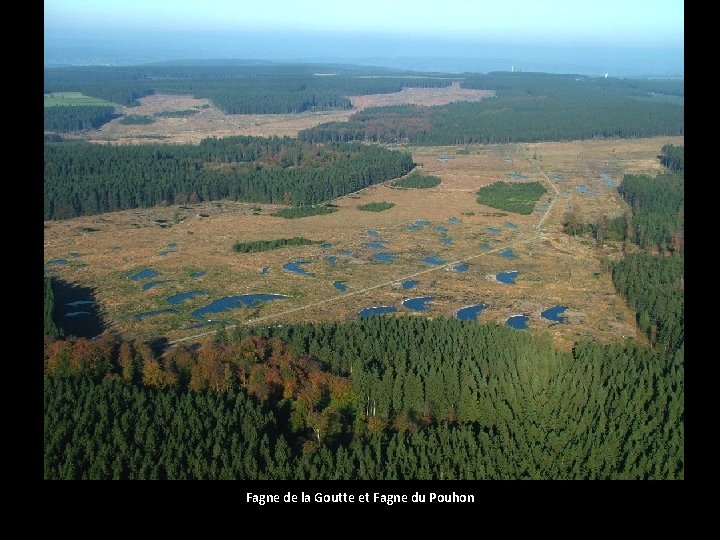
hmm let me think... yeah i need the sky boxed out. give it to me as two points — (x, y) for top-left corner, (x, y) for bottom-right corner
(44, 0), (684, 75)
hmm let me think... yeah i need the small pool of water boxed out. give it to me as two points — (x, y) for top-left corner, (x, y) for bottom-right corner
(456, 304), (487, 321)
(374, 252), (396, 263)
(283, 261), (315, 277)
(500, 248), (516, 259)
(542, 305), (568, 323)
(47, 258), (69, 266)
(505, 222), (518, 229)
(486, 227), (499, 234)
(436, 225), (448, 234)
(338, 249), (353, 256)
(480, 242), (492, 250)
(402, 280), (418, 289)
(143, 280), (172, 291)
(447, 217), (462, 224)
(69, 252), (82, 258)
(167, 290), (210, 305)
(334, 281), (348, 292)
(422, 255), (445, 265)
(402, 296), (434, 312)
(192, 294), (288, 319)
(167, 242), (177, 250)
(190, 271), (206, 279)
(366, 241), (388, 249)
(506, 315), (528, 330)
(408, 220), (430, 232)
(65, 311), (93, 318)
(66, 300), (96, 307)
(130, 268), (159, 281)
(440, 237), (453, 245)
(358, 305), (397, 318)
(135, 309), (178, 321)
(260, 266), (269, 275)
(325, 256), (338, 264)
(321, 243), (333, 250)
(605, 181), (619, 187)
(508, 173), (528, 180)
(453, 263), (469, 272)
(367, 229), (379, 237)
(497, 271), (518, 284)
(598, 173), (613, 180)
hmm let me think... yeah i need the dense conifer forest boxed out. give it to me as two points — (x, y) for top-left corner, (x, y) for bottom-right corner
(44, 137), (414, 219)
(44, 105), (118, 132)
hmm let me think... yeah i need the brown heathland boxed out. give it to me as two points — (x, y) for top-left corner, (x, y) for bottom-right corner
(44, 136), (682, 348)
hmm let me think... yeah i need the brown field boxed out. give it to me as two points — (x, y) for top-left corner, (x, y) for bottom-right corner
(86, 82), (494, 144)
(44, 135), (682, 348)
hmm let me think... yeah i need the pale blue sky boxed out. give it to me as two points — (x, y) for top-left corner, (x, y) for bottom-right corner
(46, 0), (683, 48)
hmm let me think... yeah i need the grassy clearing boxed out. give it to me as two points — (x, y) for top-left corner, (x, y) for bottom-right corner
(357, 201), (395, 212)
(233, 237), (318, 253)
(477, 181), (547, 215)
(393, 172), (442, 189)
(44, 92), (114, 107)
(273, 206), (338, 219)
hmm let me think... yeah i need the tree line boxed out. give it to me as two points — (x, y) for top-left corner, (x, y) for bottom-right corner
(44, 137), (414, 219)
(44, 313), (683, 479)
(44, 106), (118, 132)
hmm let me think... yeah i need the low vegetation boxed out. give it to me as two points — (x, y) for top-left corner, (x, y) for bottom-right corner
(272, 206), (338, 219)
(393, 172), (441, 189)
(155, 109), (199, 118)
(476, 181), (547, 214)
(356, 201), (395, 212)
(233, 237), (318, 253)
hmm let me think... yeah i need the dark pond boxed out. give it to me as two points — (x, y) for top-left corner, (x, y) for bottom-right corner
(321, 243), (333, 250)
(325, 256), (338, 264)
(283, 261), (314, 277)
(448, 217), (462, 224)
(167, 290), (210, 305)
(440, 237), (453, 245)
(505, 222), (517, 229)
(486, 227), (499, 234)
(506, 315), (528, 329)
(167, 243), (178, 250)
(542, 305), (568, 323)
(480, 242), (492, 250)
(334, 281), (348, 292)
(190, 271), (206, 279)
(69, 252), (82, 258)
(497, 271), (518, 284)
(402, 296), (434, 312)
(358, 305), (397, 318)
(192, 294), (289, 319)
(47, 258), (69, 266)
(261, 266), (269, 275)
(401, 280), (418, 289)
(131, 268), (159, 281)
(338, 249), (353, 256)
(436, 225), (448, 234)
(500, 248), (516, 259)
(456, 304), (487, 321)
(453, 263), (469, 272)
(136, 309), (178, 321)
(374, 252), (396, 263)
(367, 229), (379, 237)
(422, 255), (445, 265)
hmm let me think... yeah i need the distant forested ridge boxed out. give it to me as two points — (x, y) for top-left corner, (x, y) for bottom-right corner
(44, 64), (453, 113)
(44, 106), (118, 132)
(300, 72), (684, 144)
(44, 137), (414, 219)
(44, 315), (683, 479)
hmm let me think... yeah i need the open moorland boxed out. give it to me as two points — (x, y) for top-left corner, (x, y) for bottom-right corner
(44, 135), (682, 349)
(82, 82), (493, 144)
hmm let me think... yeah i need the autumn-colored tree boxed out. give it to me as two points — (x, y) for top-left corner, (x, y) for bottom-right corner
(142, 358), (167, 389)
(118, 342), (136, 382)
